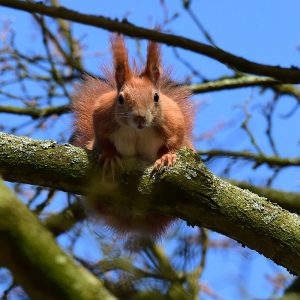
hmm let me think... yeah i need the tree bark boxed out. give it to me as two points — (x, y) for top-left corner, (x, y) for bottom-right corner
(1, 132), (300, 275)
(230, 180), (300, 215)
(0, 179), (117, 300)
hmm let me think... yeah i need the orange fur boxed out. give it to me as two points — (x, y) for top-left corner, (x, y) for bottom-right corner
(72, 35), (195, 236)
(111, 35), (132, 90)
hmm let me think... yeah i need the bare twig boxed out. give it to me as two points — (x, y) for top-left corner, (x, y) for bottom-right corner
(198, 149), (300, 168)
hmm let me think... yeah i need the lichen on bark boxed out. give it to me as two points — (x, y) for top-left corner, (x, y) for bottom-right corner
(1, 133), (300, 275)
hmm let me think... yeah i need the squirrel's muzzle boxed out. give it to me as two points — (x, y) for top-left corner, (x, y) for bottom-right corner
(133, 115), (146, 129)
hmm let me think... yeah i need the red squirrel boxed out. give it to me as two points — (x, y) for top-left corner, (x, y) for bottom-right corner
(72, 35), (194, 236)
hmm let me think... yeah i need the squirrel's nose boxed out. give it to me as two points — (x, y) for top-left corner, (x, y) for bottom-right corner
(133, 115), (146, 129)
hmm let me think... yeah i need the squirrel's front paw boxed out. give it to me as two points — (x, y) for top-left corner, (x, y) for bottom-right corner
(154, 153), (176, 170)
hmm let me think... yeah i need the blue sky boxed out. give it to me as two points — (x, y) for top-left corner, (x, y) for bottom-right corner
(1, 1), (300, 299)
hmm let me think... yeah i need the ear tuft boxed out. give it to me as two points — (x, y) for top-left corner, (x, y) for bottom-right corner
(142, 41), (161, 86)
(111, 34), (132, 90)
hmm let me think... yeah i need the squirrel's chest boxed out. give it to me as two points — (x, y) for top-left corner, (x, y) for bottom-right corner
(109, 126), (164, 162)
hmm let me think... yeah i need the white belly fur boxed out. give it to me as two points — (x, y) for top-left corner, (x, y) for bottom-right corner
(109, 126), (164, 162)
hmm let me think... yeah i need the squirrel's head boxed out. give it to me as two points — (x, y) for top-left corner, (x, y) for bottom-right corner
(111, 35), (162, 130)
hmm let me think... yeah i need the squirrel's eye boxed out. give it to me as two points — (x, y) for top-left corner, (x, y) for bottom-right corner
(153, 93), (159, 102)
(118, 94), (124, 105)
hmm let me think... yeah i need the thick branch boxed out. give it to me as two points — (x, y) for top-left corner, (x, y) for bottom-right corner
(0, 132), (92, 193)
(230, 180), (300, 215)
(0, 180), (116, 300)
(1, 0), (300, 83)
(1, 132), (300, 275)
(42, 182), (300, 239)
(199, 150), (300, 167)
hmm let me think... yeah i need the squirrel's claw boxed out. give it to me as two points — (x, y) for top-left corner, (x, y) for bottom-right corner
(154, 153), (176, 170)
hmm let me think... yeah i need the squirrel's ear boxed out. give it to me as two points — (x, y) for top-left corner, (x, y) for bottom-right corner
(143, 41), (161, 86)
(111, 34), (132, 90)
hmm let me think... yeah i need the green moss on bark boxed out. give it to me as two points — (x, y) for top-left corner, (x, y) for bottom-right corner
(1, 133), (300, 275)
(0, 180), (116, 300)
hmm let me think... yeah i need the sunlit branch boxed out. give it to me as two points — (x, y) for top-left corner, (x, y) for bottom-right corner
(190, 75), (300, 102)
(0, 105), (70, 118)
(199, 149), (300, 168)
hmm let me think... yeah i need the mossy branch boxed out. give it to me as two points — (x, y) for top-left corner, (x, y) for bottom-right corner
(1, 0), (300, 83)
(43, 181), (300, 238)
(1, 132), (300, 275)
(0, 179), (117, 300)
(230, 180), (300, 215)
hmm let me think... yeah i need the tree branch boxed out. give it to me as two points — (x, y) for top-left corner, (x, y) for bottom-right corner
(44, 200), (86, 236)
(0, 179), (117, 300)
(190, 75), (279, 93)
(2, 76), (299, 119)
(0, 105), (70, 118)
(199, 150), (300, 167)
(1, 0), (300, 83)
(190, 75), (300, 103)
(1, 132), (300, 275)
(0, 132), (91, 193)
(41, 181), (300, 240)
(230, 180), (300, 215)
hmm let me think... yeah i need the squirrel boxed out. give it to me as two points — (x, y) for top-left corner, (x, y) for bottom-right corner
(72, 34), (195, 237)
